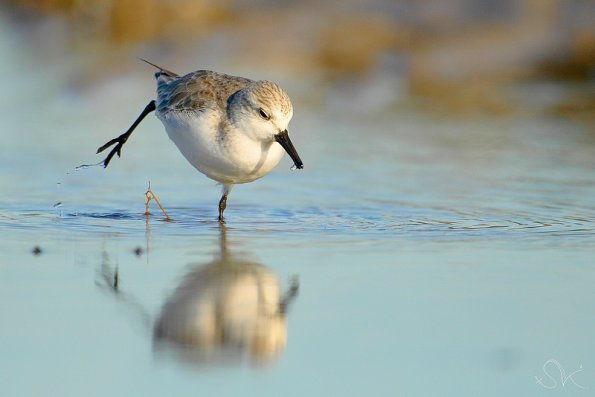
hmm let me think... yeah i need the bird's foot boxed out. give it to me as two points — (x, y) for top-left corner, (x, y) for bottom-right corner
(218, 193), (228, 224)
(96, 100), (156, 168)
(96, 133), (129, 168)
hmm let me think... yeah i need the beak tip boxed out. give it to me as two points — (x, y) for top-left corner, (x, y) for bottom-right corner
(275, 130), (304, 171)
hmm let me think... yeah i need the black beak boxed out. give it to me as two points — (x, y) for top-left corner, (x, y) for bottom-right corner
(275, 130), (303, 169)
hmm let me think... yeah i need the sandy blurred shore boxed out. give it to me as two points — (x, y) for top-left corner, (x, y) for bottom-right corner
(3, 0), (594, 119)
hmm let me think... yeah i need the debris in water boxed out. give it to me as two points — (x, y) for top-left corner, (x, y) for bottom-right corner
(133, 246), (144, 257)
(32, 246), (43, 256)
(75, 162), (103, 171)
(145, 181), (171, 221)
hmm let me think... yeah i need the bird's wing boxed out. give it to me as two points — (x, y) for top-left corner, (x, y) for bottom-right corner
(156, 70), (253, 114)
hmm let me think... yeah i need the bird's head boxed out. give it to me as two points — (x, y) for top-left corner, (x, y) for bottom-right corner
(228, 81), (303, 169)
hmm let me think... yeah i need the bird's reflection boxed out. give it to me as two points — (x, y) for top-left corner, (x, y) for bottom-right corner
(153, 226), (299, 366)
(98, 225), (299, 368)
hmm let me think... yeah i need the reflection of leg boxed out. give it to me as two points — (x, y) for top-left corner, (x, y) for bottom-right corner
(218, 184), (233, 223)
(97, 252), (120, 293)
(96, 251), (152, 329)
(97, 100), (156, 167)
(279, 276), (300, 314)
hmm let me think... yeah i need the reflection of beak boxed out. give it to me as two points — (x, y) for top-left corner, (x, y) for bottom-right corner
(274, 130), (303, 169)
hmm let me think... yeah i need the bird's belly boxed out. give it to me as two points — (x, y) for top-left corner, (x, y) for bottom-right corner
(157, 112), (284, 184)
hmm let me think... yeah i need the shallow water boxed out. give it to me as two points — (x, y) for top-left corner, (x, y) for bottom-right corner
(2, 24), (595, 397)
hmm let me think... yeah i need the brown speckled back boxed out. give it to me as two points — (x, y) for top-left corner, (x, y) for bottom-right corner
(156, 71), (252, 114)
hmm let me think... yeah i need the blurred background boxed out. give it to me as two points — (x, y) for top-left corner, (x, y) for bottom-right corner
(2, 0), (594, 118)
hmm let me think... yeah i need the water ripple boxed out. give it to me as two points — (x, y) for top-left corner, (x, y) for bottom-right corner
(1, 201), (593, 247)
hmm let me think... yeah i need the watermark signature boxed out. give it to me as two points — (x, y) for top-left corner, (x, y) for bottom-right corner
(535, 359), (588, 390)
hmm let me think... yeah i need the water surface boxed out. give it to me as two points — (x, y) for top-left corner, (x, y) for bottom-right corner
(1, 20), (595, 397)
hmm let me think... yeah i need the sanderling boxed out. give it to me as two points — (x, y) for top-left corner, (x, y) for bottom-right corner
(97, 60), (303, 222)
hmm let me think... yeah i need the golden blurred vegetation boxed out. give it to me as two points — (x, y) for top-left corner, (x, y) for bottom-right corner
(4, 0), (594, 118)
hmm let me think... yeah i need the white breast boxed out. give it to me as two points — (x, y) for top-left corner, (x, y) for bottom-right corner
(157, 110), (284, 184)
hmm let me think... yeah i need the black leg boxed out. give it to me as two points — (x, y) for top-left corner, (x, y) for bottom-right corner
(97, 100), (156, 168)
(218, 193), (228, 223)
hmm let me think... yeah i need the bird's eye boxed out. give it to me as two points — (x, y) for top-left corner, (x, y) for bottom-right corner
(258, 108), (270, 120)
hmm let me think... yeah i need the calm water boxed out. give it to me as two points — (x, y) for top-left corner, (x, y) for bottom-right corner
(1, 23), (595, 397)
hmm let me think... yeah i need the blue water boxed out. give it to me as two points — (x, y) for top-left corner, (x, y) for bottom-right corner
(1, 16), (595, 397)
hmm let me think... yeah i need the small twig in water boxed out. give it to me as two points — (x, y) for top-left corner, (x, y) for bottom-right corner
(144, 181), (171, 221)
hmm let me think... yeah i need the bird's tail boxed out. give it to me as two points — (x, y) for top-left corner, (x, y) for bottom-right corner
(139, 58), (180, 84)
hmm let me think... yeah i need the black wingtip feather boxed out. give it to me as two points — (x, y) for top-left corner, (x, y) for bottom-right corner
(138, 58), (180, 78)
